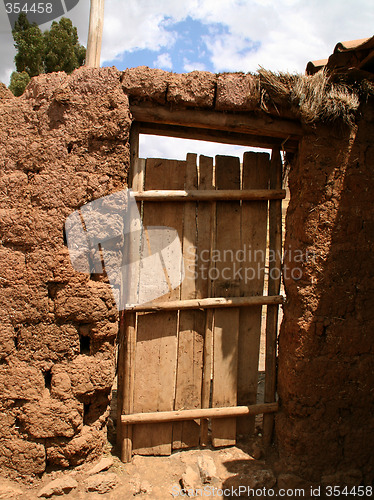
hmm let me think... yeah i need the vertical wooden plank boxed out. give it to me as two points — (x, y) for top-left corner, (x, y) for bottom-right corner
(120, 313), (136, 461)
(132, 158), (185, 455)
(263, 148), (283, 448)
(198, 156), (215, 446)
(118, 124), (143, 462)
(129, 123), (140, 177)
(173, 154), (204, 450)
(237, 152), (270, 437)
(116, 313), (126, 456)
(212, 155), (241, 447)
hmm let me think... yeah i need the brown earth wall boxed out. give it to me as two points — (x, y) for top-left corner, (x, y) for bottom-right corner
(277, 100), (374, 485)
(0, 65), (372, 484)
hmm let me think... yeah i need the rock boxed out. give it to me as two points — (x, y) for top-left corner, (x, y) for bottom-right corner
(132, 478), (152, 496)
(0, 485), (23, 499)
(226, 468), (276, 491)
(87, 456), (114, 476)
(248, 469), (277, 489)
(181, 466), (201, 496)
(197, 455), (217, 483)
(85, 472), (119, 494)
(37, 477), (78, 498)
(251, 443), (262, 460)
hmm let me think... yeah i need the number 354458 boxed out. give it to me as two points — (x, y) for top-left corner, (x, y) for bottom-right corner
(5, 3), (53, 14)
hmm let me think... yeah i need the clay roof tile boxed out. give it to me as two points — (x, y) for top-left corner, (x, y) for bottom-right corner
(306, 35), (374, 78)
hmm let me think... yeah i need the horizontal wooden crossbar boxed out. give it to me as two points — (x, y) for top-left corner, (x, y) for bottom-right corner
(125, 295), (284, 312)
(133, 189), (286, 201)
(121, 402), (279, 425)
(139, 122), (299, 152)
(131, 104), (302, 146)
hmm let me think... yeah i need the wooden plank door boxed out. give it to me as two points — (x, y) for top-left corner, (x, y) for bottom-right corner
(237, 152), (270, 436)
(119, 149), (282, 459)
(211, 156), (241, 447)
(173, 154), (205, 450)
(132, 158), (185, 455)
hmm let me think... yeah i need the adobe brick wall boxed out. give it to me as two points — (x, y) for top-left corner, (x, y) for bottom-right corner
(0, 67), (130, 475)
(0, 66), (271, 477)
(0, 65), (372, 484)
(277, 100), (374, 485)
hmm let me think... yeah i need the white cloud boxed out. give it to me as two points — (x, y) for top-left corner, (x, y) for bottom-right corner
(194, 0), (374, 73)
(1, 0), (373, 84)
(183, 59), (207, 72)
(139, 134), (265, 162)
(100, 0), (193, 63)
(154, 52), (173, 70)
(99, 0), (373, 73)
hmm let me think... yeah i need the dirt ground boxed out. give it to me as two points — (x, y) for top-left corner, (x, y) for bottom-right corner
(0, 378), (277, 499)
(0, 441), (275, 499)
(0, 184), (289, 499)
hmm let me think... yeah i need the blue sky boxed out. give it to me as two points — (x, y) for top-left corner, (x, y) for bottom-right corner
(1, 1), (373, 82)
(0, 0), (373, 159)
(103, 16), (259, 74)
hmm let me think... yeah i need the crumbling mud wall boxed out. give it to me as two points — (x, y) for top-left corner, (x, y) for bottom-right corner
(277, 98), (374, 485)
(0, 66), (264, 477)
(0, 65), (372, 484)
(0, 68), (131, 475)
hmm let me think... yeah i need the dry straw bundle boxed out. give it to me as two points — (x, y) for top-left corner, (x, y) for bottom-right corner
(259, 68), (361, 126)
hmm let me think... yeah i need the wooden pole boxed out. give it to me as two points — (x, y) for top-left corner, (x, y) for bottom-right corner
(125, 295), (284, 312)
(118, 125), (143, 463)
(132, 189), (287, 202)
(263, 147), (283, 448)
(86, 0), (105, 68)
(121, 402), (279, 425)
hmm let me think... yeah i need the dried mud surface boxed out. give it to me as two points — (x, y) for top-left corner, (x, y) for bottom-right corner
(0, 66), (373, 486)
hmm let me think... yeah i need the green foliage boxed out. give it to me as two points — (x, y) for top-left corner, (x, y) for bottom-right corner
(13, 14), (44, 77)
(9, 71), (31, 97)
(44, 18), (86, 74)
(9, 13), (86, 96)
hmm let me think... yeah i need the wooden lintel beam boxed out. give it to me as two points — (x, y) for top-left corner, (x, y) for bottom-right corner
(132, 189), (286, 202)
(139, 122), (298, 152)
(131, 104), (302, 144)
(121, 402), (279, 425)
(125, 295), (284, 312)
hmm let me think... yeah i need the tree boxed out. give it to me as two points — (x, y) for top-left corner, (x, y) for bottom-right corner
(12, 14), (44, 78)
(44, 18), (86, 74)
(9, 14), (86, 96)
(9, 71), (31, 97)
